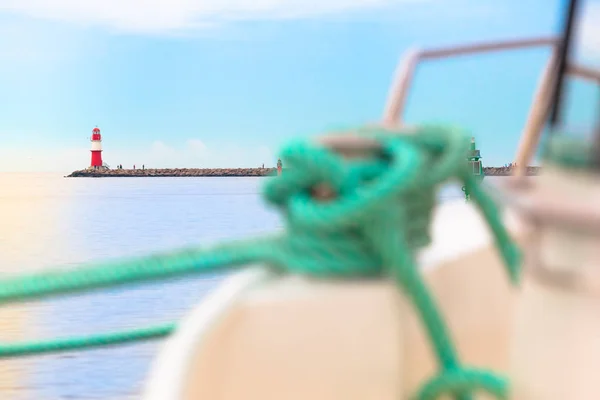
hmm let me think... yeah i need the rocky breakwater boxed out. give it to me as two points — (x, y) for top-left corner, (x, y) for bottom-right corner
(482, 166), (541, 176)
(67, 168), (279, 178)
(67, 166), (540, 178)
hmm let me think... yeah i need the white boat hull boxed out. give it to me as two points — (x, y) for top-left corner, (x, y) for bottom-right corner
(143, 198), (530, 400)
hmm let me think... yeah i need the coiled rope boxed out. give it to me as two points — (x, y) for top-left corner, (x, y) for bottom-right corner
(0, 125), (520, 400)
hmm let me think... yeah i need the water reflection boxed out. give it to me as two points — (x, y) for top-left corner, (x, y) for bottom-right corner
(0, 173), (80, 400)
(0, 174), (283, 399)
(0, 173), (479, 399)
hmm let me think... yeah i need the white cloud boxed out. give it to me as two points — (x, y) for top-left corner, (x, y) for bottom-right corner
(577, 1), (600, 58)
(133, 140), (274, 169)
(150, 140), (178, 157)
(186, 139), (208, 153)
(0, 0), (425, 34)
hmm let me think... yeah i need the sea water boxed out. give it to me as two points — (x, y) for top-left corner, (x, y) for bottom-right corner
(0, 172), (474, 400)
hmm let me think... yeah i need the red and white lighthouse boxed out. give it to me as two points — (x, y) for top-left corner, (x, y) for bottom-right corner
(90, 127), (103, 168)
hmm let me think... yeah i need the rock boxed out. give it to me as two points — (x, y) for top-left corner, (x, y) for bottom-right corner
(66, 168), (279, 178)
(482, 166), (540, 176)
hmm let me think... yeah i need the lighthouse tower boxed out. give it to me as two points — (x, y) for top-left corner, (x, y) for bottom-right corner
(90, 127), (103, 169)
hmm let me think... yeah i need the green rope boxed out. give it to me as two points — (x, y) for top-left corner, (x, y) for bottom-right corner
(0, 124), (520, 400)
(415, 368), (508, 400)
(0, 323), (175, 357)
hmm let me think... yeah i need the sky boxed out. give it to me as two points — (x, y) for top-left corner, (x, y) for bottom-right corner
(0, 0), (598, 172)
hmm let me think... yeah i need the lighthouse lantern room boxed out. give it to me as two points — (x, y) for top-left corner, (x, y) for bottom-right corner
(90, 127), (103, 169)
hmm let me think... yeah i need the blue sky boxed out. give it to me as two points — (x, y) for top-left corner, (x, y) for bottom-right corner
(0, 0), (598, 172)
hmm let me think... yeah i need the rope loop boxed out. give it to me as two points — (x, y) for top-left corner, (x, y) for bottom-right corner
(414, 368), (509, 400)
(265, 125), (473, 251)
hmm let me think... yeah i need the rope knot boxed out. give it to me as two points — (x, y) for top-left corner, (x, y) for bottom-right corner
(261, 125), (520, 400)
(263, 125), (473, 253)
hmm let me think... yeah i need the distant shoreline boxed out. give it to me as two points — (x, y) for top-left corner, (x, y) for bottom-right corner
(66, 168), (279, 178)
(483, 166), (540, 176)
(66, 166), (540, 178)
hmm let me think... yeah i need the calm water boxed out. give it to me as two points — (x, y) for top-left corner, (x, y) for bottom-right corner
(0, 172), (471, 400)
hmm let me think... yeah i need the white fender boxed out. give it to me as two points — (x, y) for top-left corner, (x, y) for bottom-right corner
(509, 167), (600, 399)
(142, 198), (530, 400)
